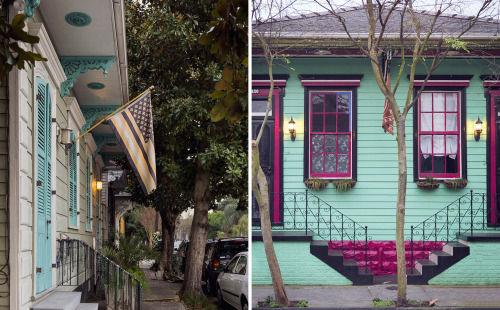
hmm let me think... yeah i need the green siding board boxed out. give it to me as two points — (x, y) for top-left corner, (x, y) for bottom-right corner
(254, 57), (490, 258)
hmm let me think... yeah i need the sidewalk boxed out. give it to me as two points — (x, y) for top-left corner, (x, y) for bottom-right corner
(252, 285), (500, 309)
(141, 262), (185, 310)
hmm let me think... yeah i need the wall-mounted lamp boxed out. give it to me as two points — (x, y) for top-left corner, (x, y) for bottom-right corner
(474, 117), (483, 141)
(288, 117), (296, 141)
(60, 127), (74, 149)
(96, 181), (103, 191)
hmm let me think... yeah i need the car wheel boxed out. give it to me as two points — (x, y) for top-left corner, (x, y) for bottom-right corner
(241, 298), (248, 310)
(217, 286), (226, 308)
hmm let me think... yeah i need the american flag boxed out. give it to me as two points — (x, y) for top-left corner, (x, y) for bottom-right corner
(108, 90), (157, 195)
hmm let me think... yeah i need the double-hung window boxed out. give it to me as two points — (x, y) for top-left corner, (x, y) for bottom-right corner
(310, 91), (352, 177)
(417, 90), (463, 179)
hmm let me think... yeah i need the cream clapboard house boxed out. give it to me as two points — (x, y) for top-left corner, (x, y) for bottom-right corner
(0, 1), (135, 309)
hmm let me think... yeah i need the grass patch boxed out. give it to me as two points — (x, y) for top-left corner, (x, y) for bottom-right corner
(372, 298), (395, 307)
(182, 293), (217, 310)
(258, 296), (309, 308)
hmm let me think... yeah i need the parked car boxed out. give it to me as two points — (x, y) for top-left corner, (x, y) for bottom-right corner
(203, 237), (248, 294)
(173, 240), (182, 254)
(216, 251), (248, 310)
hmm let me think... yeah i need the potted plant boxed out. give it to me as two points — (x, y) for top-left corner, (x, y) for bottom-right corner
(304, 178), (329, 190)
(417, 176), (440, 190)
(331, 179), (356, 191)
(443, 178), (468, 189)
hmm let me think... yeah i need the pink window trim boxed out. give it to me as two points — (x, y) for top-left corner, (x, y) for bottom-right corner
(302, 80), (360, 87)
(252, 88), (281, 223)
(490, 90), (500, 224)
(309, 91), (352, 178)
(252, 80), (287, 87)
(418, 91), (461, 179)
(414, 81), (469, 87)
(484, 81), (500, 87)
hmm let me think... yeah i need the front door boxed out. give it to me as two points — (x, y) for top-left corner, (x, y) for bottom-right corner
(35, 77), (52, 293)
(490, 92), (500, 225)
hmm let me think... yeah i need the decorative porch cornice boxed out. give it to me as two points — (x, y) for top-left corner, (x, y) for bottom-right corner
(60, 56), (116, 98)
(92, 134), (117, 156)
(81, 105), (121, 133)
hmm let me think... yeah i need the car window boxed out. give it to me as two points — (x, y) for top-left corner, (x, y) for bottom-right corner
(233, 255), (247, 275)
(225, 255), (239, 273)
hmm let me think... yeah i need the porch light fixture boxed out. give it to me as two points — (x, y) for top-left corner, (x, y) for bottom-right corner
(288, 117), (296, 141)
(474, 117), (483, 141)
(60, 127), (74, 151)
(96, 181), (103, 191)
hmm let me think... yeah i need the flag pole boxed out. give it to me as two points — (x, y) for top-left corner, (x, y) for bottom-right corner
(73, 86), (155, 143)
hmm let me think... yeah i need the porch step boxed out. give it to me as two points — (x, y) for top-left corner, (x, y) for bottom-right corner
(31, 292), (81, 310)
(310, 241), (373, 285)
(31, 291), (98, 310)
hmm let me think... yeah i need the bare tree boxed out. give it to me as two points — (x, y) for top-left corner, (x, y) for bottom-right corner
(259, 0), (493, 304)
(137, 206), (159, 246)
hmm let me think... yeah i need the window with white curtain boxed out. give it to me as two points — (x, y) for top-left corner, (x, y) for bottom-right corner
(418, 91), (461, 178)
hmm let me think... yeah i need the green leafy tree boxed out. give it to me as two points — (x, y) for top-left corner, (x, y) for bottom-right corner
(125, 0), (247, 297)
(208, 211), (224, 239)
(0, 12), (47, 85)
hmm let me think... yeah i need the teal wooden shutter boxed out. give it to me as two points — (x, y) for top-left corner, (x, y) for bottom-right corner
(86, 156), (91, 230)
(69, 132), (78, 227)
(35, 77), (52, 293)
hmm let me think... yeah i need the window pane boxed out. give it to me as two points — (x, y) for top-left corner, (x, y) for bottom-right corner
(338, 94), (350, 112)
(338, 114), (349, 132)
(338, 135), (349, 153)
(433, 155), (445, 173)
(312, 94), (324, 112)
(325, 154), (337, 173)
(421, 113), (432, 131)
(325, 94), (336, 112)
(312, 114), (323, 132)
(433, 113), (445, 131)
(311, 135), (323, 153)
(421, 154), (432, 173)
(433, 135), (445, 153)
(446, 135), (458, 154)
(420, 135), (432, 154)
(325, 135), (336, 153)
(252, 100), (271, 115)
(446, 113), (457, 131)
(446, 155), (458, 173)
(337, 155), (349, 173)
(434, 93), (445, 111)
(421, 93), (432, 111)
(311, 154), (323, 173)
(446, 93), (457, 111)
(325, 114), (337, 132)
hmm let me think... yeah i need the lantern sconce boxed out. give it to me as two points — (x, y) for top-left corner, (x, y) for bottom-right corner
(96, 181), (103, 191)
(474, 117), (483, 141)
(60, 127), (74, 153)
(288, 117), (296, 141)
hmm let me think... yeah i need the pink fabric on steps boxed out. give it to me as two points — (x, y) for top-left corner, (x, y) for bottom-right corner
(328, 241), (444, 275)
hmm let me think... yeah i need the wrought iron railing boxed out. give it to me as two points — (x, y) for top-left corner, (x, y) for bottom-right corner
(408, 191), (499, 273)
(254, 190), (372, 271)
(57, 239), (142, 310)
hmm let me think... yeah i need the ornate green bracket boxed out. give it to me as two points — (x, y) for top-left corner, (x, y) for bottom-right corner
(81, 105), (121, 133)
(92, 134), (117, 156)
(24, 0), (41, 19)
(60, 56), (116, 98)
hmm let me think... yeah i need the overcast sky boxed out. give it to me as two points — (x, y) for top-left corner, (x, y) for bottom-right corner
(254, 0), (500, 21)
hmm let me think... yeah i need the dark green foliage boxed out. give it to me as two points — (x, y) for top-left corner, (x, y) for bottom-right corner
(124, 208), (148, 242)
(199, 0), (248, 123)
(0, 14), (47, 85)
(182, 293), (217, 310)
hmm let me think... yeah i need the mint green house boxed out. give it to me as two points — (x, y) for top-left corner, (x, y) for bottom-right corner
(252, 7), (500, 286)
(0, 1), (140, 309)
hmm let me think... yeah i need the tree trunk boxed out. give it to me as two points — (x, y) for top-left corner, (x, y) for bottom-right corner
(160, 207), (179, 276)
(252, 142), (289, 306)
(179, 161), (211, 298)
(395, 118), (408, 305)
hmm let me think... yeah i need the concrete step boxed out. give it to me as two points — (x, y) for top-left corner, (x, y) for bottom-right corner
(31, 292), (81, 310)
(75, 304), (98, 310)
